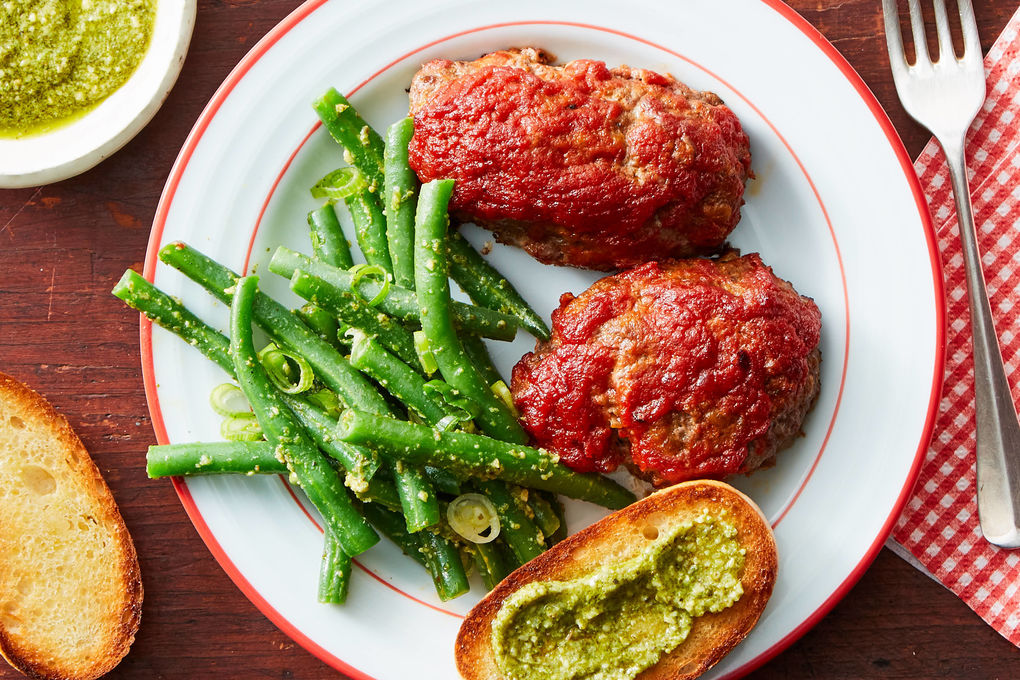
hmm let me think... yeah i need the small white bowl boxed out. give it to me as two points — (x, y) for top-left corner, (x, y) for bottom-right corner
(0, 0), (197, 188)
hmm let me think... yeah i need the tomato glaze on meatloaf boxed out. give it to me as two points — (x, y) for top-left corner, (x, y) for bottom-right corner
(407, 48), (752, 271)
(510, 254), (822, 486)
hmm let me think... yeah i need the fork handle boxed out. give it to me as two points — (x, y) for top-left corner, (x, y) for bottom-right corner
(942, 139), (1020, 548)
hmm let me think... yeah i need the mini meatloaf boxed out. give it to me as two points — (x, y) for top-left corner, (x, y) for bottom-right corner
(510, 254), (822, 486)
(407, 48), (752, 271)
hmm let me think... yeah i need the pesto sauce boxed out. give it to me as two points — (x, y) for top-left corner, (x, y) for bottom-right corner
(491, 512), (745, 680)
(0, 0), (156, 138)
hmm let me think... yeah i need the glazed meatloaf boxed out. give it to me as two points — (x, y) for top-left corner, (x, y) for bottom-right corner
(407, 48), (752, 271)
(511, 254), (822, 486)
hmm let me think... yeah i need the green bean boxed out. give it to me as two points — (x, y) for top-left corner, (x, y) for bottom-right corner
(295, 302), (343, 351)
(460, 334), (505, 389)
(338, 410), (635, 509)
(304, 205), (352, 350)
(115, 265), (435, 530)
(146, 441), (286, 477)
(342, 182), (392, 272)
(312, 88), (385, 193)
(413, 180), (527, 444)
(290, 270), (421, 371)
(475, 480), (545, 564)
(308, 204), (354, 269)
(526, 489), (561, 540)
(383, 117), (419, 289)
(347, 330), (450, 426)
(424, 466), (462, 496)
(361, 501), (467, 600)
(448, 230), (550, 340)
(230, 276), (378, 556)
(158, 242), (391, 415)
(116, 273), (380, 482)
(361, 502), (427, 568)
(419, 529), (470, 601)
(355, 475), (403, 512)
(389, 458), (440, 533)
(318, 531), (352, 604)
(547, 492), (568, 545)
(268, 247), (518, 342)
(472, 540), (513, 590)
(146, 441), (399, 512)
(284, 397), (380, 485)
(112, 269), (233, 375)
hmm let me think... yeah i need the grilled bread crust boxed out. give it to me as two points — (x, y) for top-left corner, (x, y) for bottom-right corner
(455, 480), (777, 680)
(0, 373), (142, 680)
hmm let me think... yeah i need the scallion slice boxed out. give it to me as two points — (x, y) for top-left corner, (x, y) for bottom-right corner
(348, 263), (390, 307)
(447, 493), (501, 544)
(490, 380), (519, 417)
(221, 414), (264, 442)
(257, 342), (315, 394)
(209, 383), (251, 417)
(309, 167), (367, 201)
(305, 388), (342, 417)
(413, 330), (439, 376)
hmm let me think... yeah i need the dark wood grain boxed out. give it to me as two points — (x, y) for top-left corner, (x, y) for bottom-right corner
(1, 1), (1018, 678)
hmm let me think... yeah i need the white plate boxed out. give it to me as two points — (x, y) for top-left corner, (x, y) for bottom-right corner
(140, 1), (944, 678)
(0, 0), (197, 188)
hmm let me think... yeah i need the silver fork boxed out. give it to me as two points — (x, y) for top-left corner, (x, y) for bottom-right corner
(883, 0), (1020, 548)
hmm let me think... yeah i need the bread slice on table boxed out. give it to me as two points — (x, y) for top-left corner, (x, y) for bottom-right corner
(0, 373), (142, 680)
(456, 479), (777, 680)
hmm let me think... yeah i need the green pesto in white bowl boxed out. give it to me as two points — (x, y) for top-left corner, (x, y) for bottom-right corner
(1, 0), (156, 138)
(0, 0), (196, 187)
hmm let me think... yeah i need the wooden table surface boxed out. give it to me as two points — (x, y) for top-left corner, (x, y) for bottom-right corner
(2, 1), (1019, 677)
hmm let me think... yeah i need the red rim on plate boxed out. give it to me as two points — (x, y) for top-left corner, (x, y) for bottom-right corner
(140, 2), (945, 677)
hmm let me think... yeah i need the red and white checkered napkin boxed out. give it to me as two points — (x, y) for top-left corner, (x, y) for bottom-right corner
(887, 6), (1020, 647)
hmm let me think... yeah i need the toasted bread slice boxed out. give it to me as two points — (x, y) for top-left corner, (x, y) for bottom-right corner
(0, 373), (142, 680)
(456, 480), (776, 680)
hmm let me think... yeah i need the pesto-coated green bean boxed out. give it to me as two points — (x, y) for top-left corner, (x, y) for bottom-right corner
(348, 330), (450, 426)
(460, 333), (505, 389)
(230, 276), (378, 556)
(318, 531), (352, 604)
(341, 183), (392, 272)
(312, 88), (385, 193)
(419, 529), (470, 601)
(268, 247), (518, 342)
(448, 229), (550, 340)
(472, 540), (513, 590)
(290, 270), (421, 371)
(413, 180), (527, 444)
(383, 117), (419, 289)
(338, 409), (635, 509)
(146, 441), (286, 477)
(475, 480), (545, 564)
(308, 203), (354, 269)
(158, 242), (391, 415)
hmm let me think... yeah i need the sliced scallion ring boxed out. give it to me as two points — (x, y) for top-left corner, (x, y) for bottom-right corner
(309, 166), (367, 201)
(491, 380), (519, 417)
(257, 342), (315, 394)
(348, 263), (390, 307)
(305, 388), (342, 417)
(413, 330), (439, 376)
(435, 414), (461, 432)
(447, 493), (501, 544)
(209, 383), (251, 417)
(221, 414), (264, 442)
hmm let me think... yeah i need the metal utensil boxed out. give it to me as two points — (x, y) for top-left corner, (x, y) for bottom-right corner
(883, 0), (1020, 548)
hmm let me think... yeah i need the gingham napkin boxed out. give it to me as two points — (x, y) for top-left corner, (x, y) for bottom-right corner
(887, 6), (1020, 647)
